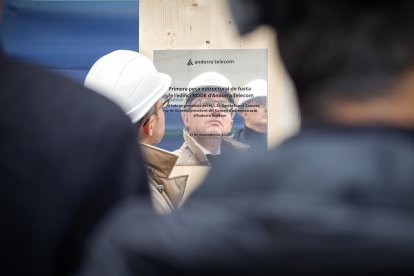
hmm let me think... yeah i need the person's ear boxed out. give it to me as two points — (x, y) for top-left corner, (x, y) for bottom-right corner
(148, 115), (156, 136)
(182, 112), (190, 128)
(142, 115), (155, 136)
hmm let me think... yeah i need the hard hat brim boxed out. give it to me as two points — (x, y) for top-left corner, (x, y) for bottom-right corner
(128, 72), (172, 123)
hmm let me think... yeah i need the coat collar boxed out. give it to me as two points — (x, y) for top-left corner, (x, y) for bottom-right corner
(182, 129), (210, 163)
(140, 143), (179, 178)
(182, 129), (249, 163)
(222, 136), (250, 151)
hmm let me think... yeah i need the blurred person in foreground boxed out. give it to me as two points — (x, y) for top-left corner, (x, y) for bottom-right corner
(85, 50), (187, 213)
(0, 48), (149, 275)
(231, 79), (268, 149)
(78, 1), (414, 275)
(175, 71), (249, 165)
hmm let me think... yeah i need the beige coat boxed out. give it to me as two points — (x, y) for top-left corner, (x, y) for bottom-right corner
(141, 143), (188, 214)
(174, 129), (249, 165)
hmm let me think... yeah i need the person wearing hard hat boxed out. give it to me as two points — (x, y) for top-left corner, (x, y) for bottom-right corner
(175, 72), (249, 165)
(231, 79), (267, 149)
(85, 50), (187, 214)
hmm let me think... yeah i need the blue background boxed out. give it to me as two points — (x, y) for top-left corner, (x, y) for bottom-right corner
(1, 0), (139, 82)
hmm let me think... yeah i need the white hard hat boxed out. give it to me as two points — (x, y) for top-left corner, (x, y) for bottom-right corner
(185, 72), (233, 105)
(238, 79), (267, 105)
(84, 50), (171, 123)
(188, 71), (232, 90)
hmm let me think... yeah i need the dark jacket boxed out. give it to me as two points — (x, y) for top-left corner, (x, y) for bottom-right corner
(79, 125), (414, 275)
(231, 126), (267, 150)
(0, 53), (149, 276)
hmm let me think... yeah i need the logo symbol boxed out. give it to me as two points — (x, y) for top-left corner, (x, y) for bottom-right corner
(187, 58), (194, 66)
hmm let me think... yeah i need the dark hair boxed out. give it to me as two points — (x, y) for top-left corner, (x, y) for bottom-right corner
(232, 0), (414, 118)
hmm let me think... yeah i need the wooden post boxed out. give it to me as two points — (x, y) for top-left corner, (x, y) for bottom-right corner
(139, 0), (299, 199)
